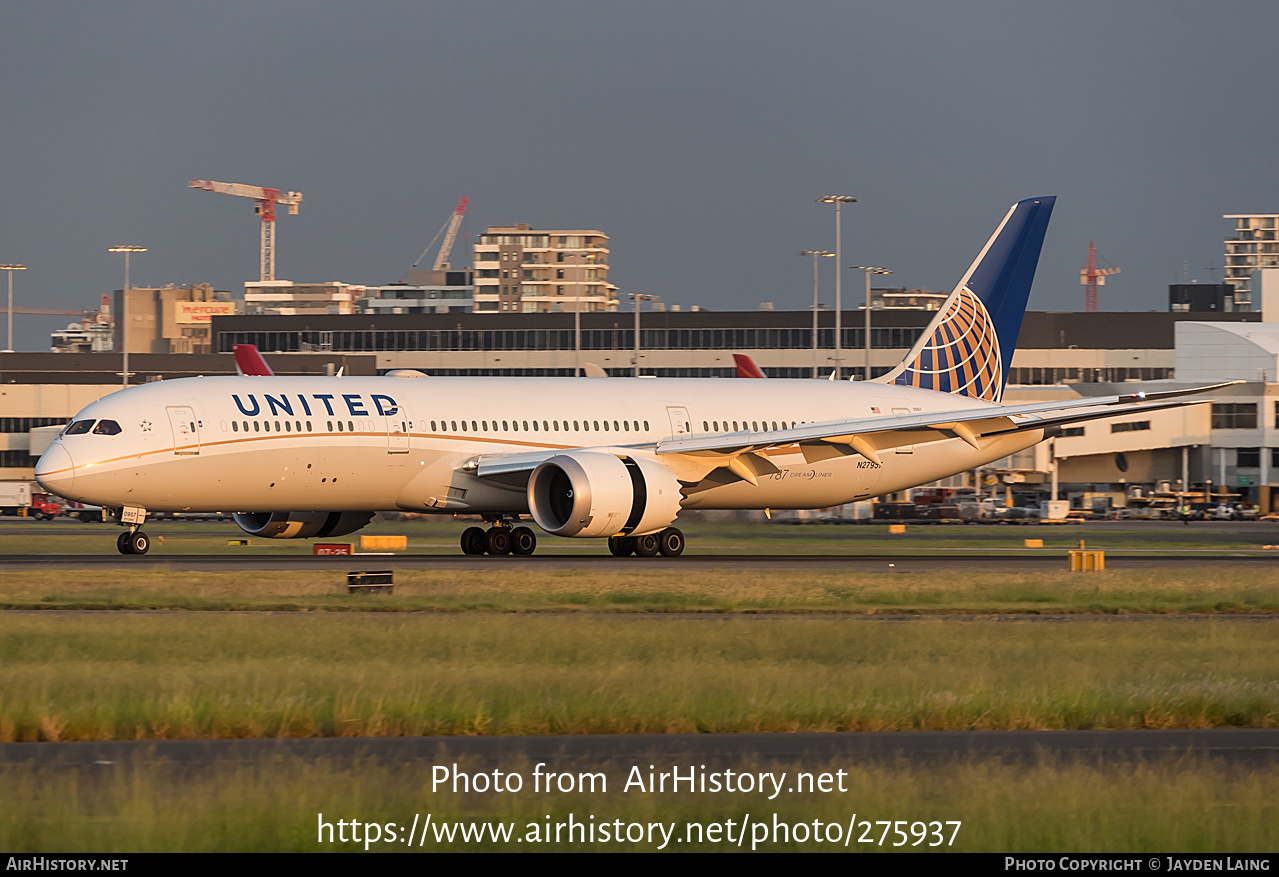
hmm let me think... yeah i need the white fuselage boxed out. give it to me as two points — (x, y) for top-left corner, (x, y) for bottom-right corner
(35, 375), (1042, 516)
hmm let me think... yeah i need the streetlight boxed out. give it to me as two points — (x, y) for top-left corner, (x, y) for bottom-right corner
(0, 264), (27, 353)
(799, 251), (832, 378)
(109, 246), (146, 387)
(817, 195), (858, 377)
(850, 265), (891, 380)
(630, 293), (661, 377)
(573, 252), (597, 377)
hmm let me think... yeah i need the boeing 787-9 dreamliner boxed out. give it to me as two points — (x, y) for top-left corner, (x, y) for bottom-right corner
(36, 197), (1232, 556)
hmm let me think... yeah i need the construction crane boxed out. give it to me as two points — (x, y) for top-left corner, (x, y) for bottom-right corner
(189, 179), (303, 282)
(411, 197), (470, 271)
(1080, 242), (1120, 312)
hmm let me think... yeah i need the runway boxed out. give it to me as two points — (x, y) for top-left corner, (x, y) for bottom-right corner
(3, 730), (1276, 772)
(5, 552), (1279, 572)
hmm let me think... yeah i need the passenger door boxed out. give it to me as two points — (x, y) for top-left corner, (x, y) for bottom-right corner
(166, 406), (200, 455)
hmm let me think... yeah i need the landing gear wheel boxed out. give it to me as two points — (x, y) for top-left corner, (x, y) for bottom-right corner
(117, 531), (134, 555)
(461, 526), (487, 555)
(510, 526), (537, 556)
(658, 527), (685, 557)
(608, 535), (635, 557)
(633, 533), (660, 557)
(129, 531), (150, 555)
(485, 527), (512, 555)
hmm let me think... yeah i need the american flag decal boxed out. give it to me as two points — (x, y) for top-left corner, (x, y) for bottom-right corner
(892, 287), (1003, 402)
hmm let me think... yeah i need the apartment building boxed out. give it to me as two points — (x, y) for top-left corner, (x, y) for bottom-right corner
(473, 225), (619, 313)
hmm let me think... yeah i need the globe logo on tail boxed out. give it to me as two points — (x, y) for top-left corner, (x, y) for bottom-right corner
(893, 286), (1003, 402)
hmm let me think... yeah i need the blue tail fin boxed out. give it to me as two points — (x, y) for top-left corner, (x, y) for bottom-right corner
(881, 196), (1055, 402)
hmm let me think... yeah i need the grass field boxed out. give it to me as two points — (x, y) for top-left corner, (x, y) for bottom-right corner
(1, 755), (1272, 852)
(1, 614), (1274, 741)
(2, 566), (1278, 614)
(6, 516), (1279, 555)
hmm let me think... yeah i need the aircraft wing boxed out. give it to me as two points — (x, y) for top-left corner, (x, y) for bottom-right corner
(468, 381), (1236, 486)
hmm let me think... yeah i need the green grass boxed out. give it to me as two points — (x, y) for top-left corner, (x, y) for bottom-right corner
(0, 755), (1272, 852)
(2, 567), (1278, 614)
(1, 614), (1275, 741)
(6, 517), (1279, 555)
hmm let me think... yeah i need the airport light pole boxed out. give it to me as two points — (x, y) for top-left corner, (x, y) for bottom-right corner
(817, 196), (858, 378)
(800, 251), (833, 378)
(1, 264), (27, 353)
(573, 252), (597, 376)
(850, 266), (891, 380)
(630, 293), (660, 377)
(109, 246), (146, 387)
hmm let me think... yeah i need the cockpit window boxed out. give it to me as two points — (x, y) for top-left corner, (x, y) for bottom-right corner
(65, 420), (95, 435)
(92, 420), (122, 436)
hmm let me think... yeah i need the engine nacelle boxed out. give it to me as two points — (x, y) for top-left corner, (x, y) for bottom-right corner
(232, 511), (375, 539)
(527, 452), (682, 538)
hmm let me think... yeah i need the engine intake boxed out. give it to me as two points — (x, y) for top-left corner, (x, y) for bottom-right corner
(527, 452), (681, 538)
(232, 511), (375, 539)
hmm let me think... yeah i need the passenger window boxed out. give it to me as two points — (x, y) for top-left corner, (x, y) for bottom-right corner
(643, 421), (649, 431)
(523, 421), (529, 431)
(232, 422), (239, 432)
(574, 421), (579, 431)
(471, 421), (477, 431)
(543, 421), (549, 431)
(92, 420), (122, 435)
(65, 420), (95, 435)
(296, 421), (302, 432)
(532, 421), (539, 432)
(502, 420), (509, 431)
(451, 421), (457, 431)
(285, 421), (292, 432)
(593, 421), (599, 431)
(482, 421), (488, 431)
(349, 421), (355, 432)
(613, 421), (619, 431)
(306, 422), (312, 432)
(326, 421), (333, 431)
(337, 421), (343, 432)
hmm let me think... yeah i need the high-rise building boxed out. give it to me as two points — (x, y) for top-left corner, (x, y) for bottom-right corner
(473, 225), (618, 313)
(1223, 213), (1279, 309)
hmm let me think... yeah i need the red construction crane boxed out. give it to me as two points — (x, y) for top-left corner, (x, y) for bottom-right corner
(411, 197), (470, 271)
(1080, 242), (1120, 312)
(189, 179), (303, 282)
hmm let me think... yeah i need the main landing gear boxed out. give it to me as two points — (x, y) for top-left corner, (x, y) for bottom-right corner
(608, 527), (684, 558)
(461, 518), (537, 556)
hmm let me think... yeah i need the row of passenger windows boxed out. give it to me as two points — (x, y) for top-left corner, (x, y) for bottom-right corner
(428, 419), (651, 434)
(226, 420), (393, 434)
(704, 420), (796, 433)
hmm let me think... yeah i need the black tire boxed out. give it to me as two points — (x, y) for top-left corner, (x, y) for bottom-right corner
(658, 527), (685, 557)
(608, 536), (634, 557)
(461, 526), (487, 555)
(129, 531), (150, 555)
(116, 531), (134, 555)
(511, 526), (537, 555)
(485, 527), (512, 556)
(633, 533), (660, 557)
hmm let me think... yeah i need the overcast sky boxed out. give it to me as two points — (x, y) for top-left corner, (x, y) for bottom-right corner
(2, 1), (1275, 349)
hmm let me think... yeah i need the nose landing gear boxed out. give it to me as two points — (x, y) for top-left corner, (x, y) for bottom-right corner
(112, 506), (150, 555)
(116, 530), (150, 555)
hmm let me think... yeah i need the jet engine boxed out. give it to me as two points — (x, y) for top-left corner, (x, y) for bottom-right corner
(527, 452), (682, 538)
(232, 511), (375, 539)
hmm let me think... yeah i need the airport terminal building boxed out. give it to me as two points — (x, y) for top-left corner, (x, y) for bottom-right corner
(4, 299), (1279, 511)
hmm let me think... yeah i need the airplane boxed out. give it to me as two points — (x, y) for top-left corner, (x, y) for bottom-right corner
(234, 344), (275, 376)
(733, 354), (767, 378)
(35, 196), (1235, 557)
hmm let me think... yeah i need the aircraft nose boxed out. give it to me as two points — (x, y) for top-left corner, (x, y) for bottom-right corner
(35, 441), (75, 496)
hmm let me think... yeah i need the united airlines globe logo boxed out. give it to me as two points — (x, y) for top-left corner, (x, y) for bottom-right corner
(894, 287), (1003, 402)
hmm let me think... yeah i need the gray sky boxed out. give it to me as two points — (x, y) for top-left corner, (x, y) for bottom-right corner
(2, 1), (1275, 349)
